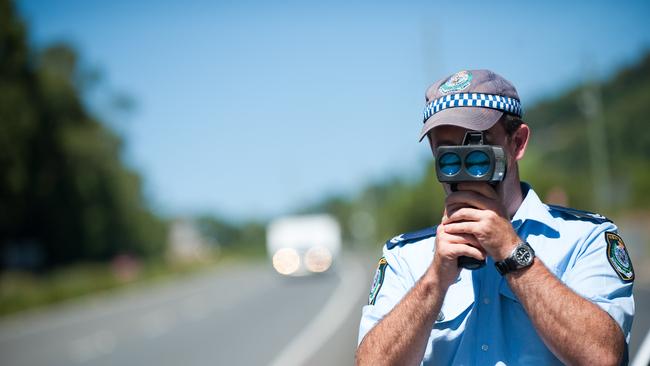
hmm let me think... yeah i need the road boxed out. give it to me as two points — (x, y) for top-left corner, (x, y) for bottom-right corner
(0, 254), (372, 366)
(0, 254), (648, 366)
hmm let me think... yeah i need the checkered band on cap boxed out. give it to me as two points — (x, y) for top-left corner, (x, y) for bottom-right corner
(422, 92), (523, 123)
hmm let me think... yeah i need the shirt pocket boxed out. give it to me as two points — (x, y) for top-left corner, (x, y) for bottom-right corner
(498, 279), (519, 303)
(498, 279), (532, 327)
(497, 279), (562, 364)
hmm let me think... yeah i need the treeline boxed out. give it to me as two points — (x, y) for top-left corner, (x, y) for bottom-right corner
(194, 216), (266, 257)
(0, 0), (166, 270)
(198, 52), (650, 252)
(3, 0), (648, 266)
(523, 53), (650, 211)
(288, 52), (650, 249)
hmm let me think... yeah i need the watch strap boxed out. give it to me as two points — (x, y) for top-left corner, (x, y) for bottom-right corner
(495, 242), (534, 276)
(495, 260), (510, 275)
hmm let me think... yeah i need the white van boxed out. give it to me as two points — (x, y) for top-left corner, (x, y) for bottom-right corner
(266, 214), (342, 276)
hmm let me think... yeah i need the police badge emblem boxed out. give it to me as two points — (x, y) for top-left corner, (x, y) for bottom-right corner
(439, 70), (472, 94)
(605, 232), (634, 282)
(368, 257), (388, 305)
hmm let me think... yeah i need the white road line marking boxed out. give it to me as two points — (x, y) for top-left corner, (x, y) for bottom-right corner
(181, 295), (211, 321)
(68, 329), (116, 363)
(632, 327), (650, 366)
(0, 264), (269, 344)
(140, 309), (177, 339)
(268, 257), (367, 366)
(0, 273), (212, 343)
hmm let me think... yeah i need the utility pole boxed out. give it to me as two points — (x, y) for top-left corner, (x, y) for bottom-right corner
(579, 72), (612, 211)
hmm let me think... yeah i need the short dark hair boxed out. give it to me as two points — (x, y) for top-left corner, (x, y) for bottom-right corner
(501, 113), (524, 136)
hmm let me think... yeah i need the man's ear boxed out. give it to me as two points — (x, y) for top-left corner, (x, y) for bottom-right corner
(511, 124), (530, 161)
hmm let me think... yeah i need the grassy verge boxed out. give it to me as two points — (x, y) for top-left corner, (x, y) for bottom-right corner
(0, 249), (266, 318)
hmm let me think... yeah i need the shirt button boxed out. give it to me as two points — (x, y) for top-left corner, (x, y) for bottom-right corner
(481, 344), (489, 351)
(437, 311), (445, 322)
(483, 297), (490, 304)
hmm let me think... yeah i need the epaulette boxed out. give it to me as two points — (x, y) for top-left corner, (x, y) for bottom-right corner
(547, 204), (612, 225)
(386, 226), (437, 250)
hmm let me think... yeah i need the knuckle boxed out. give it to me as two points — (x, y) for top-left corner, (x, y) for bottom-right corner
(487, 211), (499, 224)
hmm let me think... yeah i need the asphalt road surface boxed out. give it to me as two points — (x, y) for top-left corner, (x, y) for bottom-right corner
(0, 254), (371, 366)
(1, 254), (649, 366)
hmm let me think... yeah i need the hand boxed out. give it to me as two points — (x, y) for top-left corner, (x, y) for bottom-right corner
(431, 213), (486, 289)
(442, 182), (520, 261)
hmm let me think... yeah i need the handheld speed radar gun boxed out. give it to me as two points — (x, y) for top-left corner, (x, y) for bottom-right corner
(435, 131), (507, 269)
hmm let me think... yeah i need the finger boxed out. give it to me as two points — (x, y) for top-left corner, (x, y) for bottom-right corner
(444, 243), (486, 262)
(443, 232), (482, 248)
(444, 207), (485, 224)
(445, 202), (467, 217)
(443, 221), (478, 236)
(441, 208), (449, 222)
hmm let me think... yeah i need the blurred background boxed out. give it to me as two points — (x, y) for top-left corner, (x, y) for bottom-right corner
(1, 0), (650, 365)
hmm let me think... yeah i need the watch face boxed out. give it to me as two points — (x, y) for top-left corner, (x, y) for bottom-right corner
(515, 246), (532, 266)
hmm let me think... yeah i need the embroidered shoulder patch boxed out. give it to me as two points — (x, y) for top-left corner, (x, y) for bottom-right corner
(605, 232), (634, 282)
(368, 257), (388, 305)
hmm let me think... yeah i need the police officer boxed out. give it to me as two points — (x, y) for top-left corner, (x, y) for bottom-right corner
(356, 70), (635, 365)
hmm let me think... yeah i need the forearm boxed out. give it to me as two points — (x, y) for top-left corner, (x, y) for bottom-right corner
(507, 258), (625, 365)
(356, 268), (446, 366)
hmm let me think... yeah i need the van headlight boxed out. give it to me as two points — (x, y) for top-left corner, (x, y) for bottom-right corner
(304, 247), (332, 273)
(272, 248), (301, 275)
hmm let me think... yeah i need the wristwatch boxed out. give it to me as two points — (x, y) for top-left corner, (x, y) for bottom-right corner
(494, 242), (535, 275)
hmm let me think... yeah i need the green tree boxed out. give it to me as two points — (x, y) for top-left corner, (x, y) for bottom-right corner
(0, 0), (166, 270)
(302, 51), (650, 249)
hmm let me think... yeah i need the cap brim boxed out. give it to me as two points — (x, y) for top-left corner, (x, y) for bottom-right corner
(418, 107), (504, 142)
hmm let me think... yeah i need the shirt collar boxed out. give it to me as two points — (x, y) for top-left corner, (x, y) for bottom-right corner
(511, 182), (557, 232)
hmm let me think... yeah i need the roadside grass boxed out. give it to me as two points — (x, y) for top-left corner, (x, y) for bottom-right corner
(0, 247), (266, 318)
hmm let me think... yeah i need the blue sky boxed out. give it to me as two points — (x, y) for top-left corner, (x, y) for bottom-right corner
(17, 0), (650, 220)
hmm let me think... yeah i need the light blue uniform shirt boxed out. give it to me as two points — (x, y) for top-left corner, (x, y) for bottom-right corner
(358, 184), (635, 365)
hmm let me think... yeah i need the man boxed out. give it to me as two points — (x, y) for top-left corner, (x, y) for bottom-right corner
(356, 70), (635, 365)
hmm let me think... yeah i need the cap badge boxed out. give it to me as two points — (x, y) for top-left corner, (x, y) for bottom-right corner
(439, 70), (472, 94)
